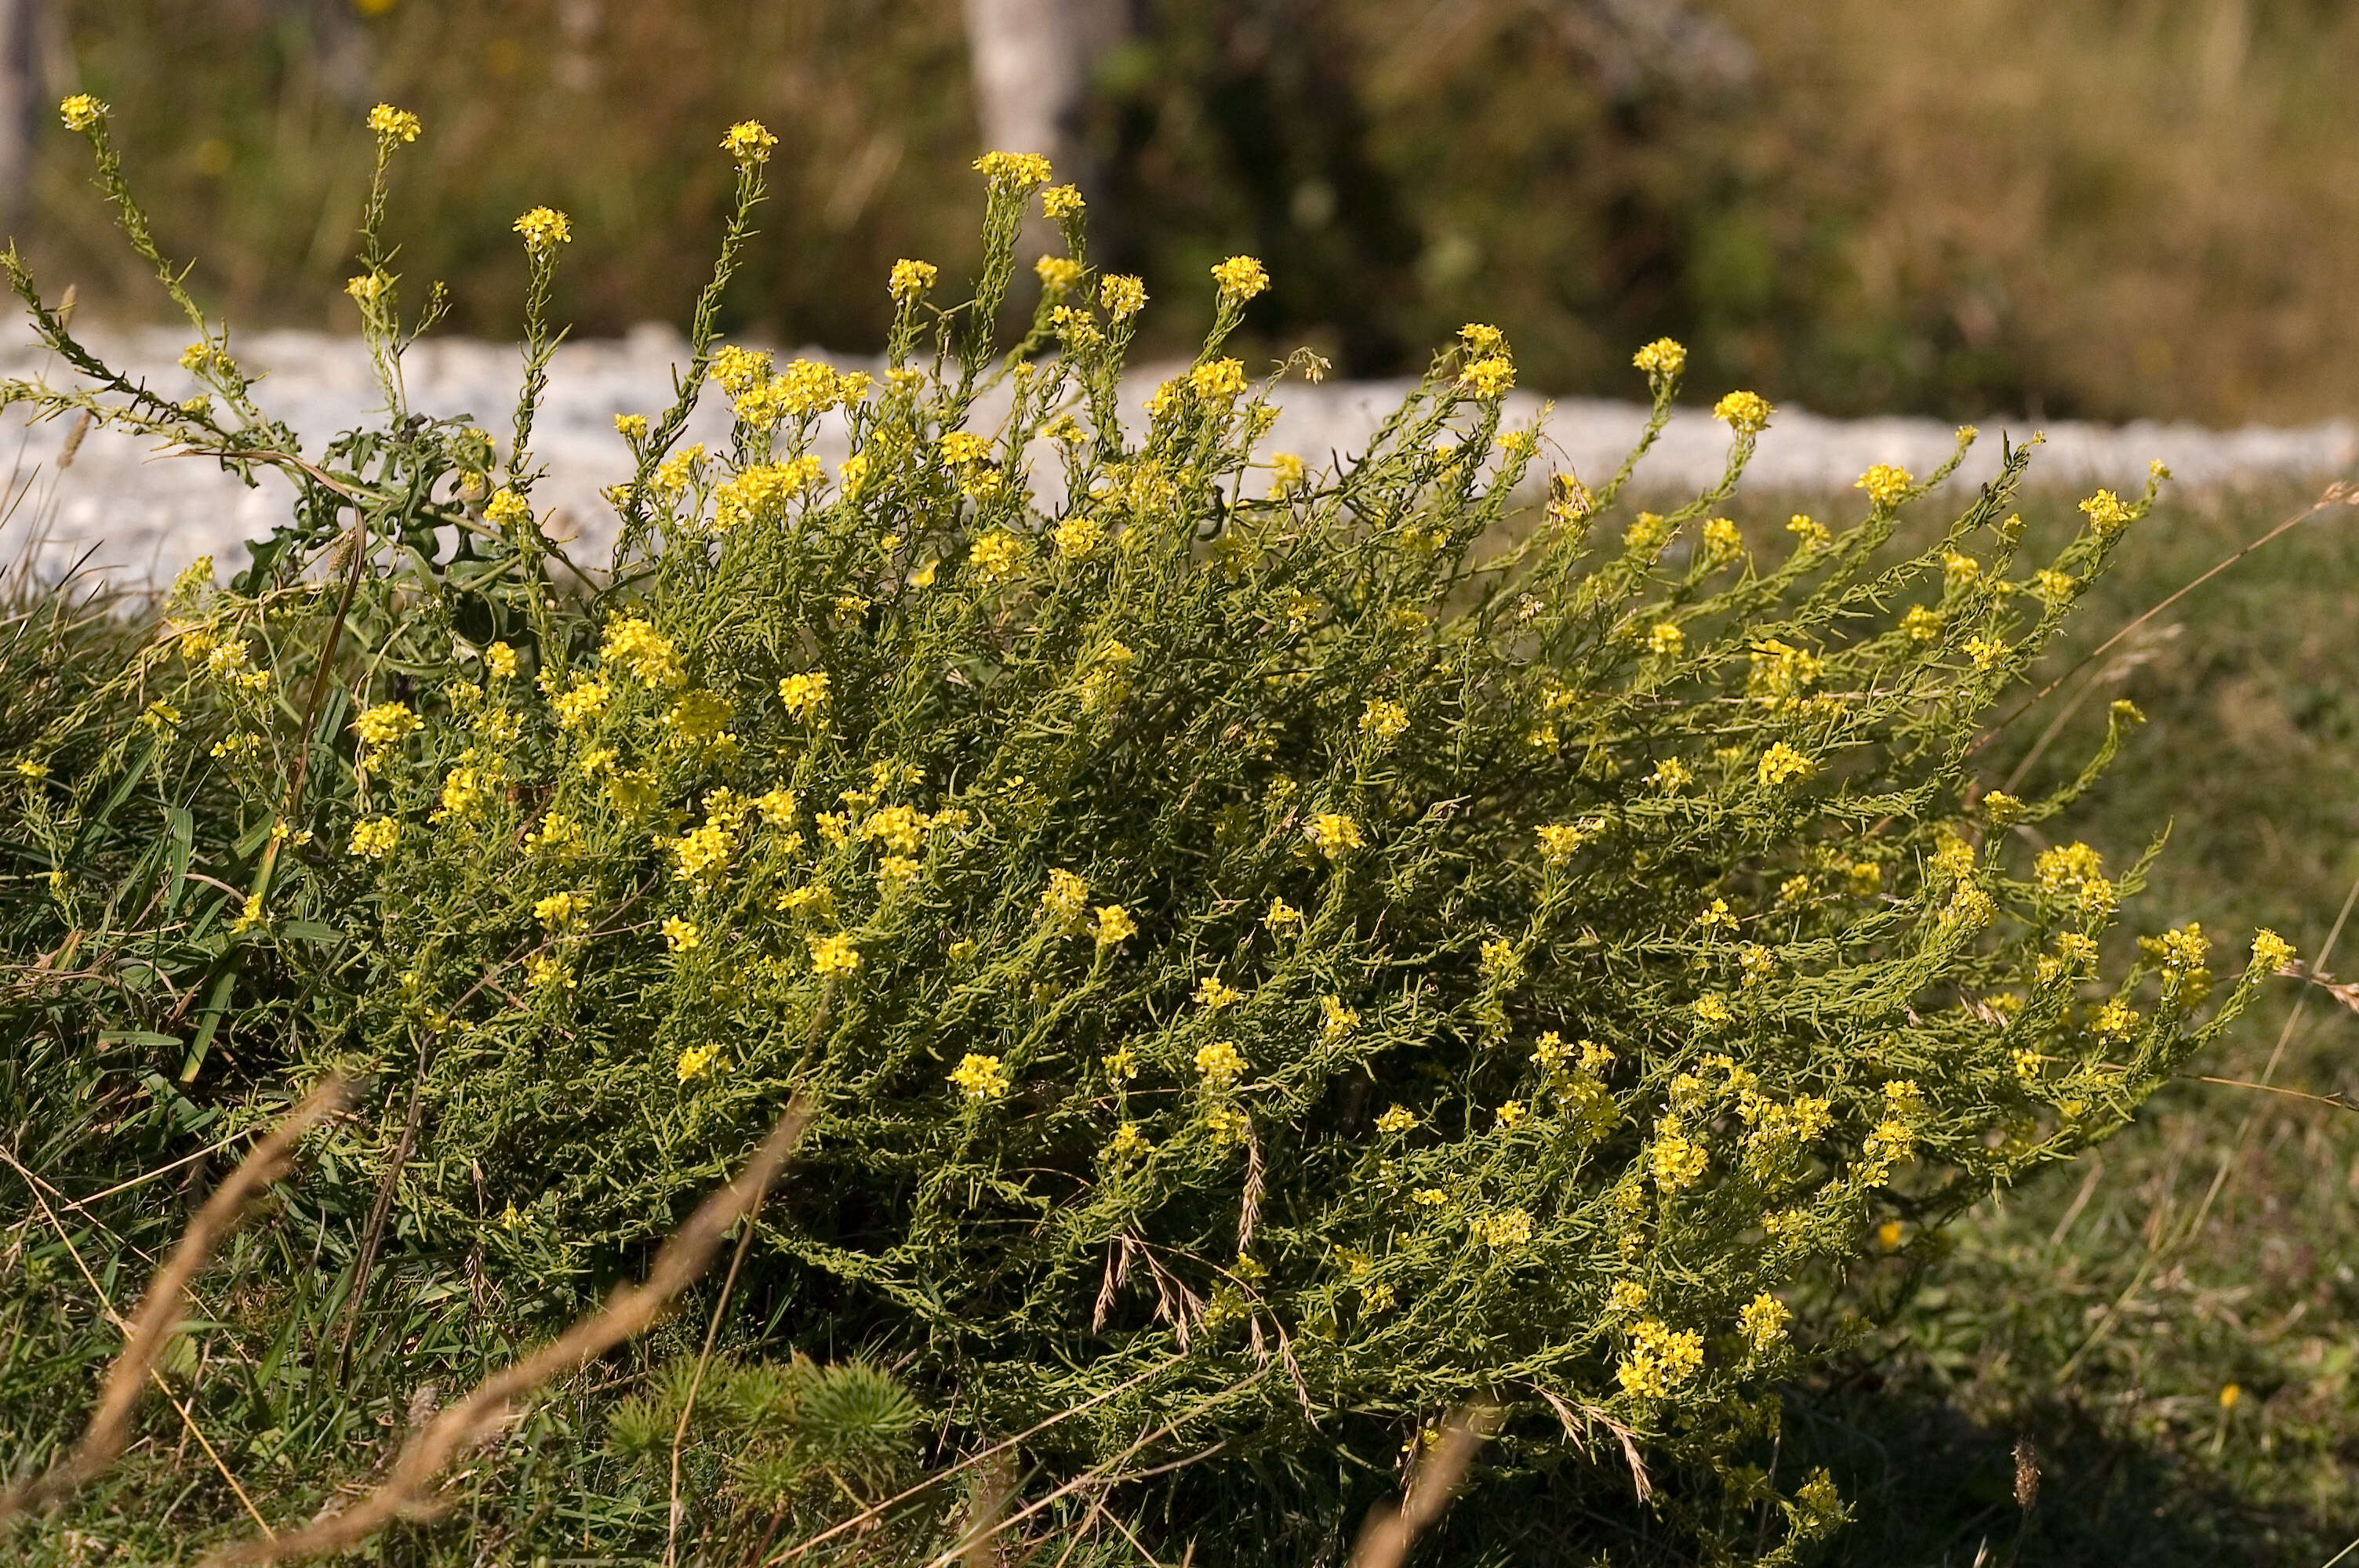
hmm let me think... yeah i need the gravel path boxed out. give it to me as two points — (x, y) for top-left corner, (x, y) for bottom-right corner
(6, 325), (2353, 586)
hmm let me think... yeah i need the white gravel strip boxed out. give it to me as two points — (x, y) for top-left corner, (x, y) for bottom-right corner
(5, 325), (2352, 586)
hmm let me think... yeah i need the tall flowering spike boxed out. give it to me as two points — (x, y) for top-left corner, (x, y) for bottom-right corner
(1212, 255), (1270, 301)
(513, 206), (572, 255)
(367, 103), (421, 143)
(59, 94), (107, 132)
(721, 119), (777, 163)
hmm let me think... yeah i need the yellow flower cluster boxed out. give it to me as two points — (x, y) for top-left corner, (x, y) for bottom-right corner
(889, 259), (938, 301)
(1616, 1318), (1705, 1398)
(1359, 699), (1408, 742)
(1738, 1291), (1789, 1352)
(1041, 184), (1085, 220)
(1787, 512), (1831, 548)
(1472, 1207), (1534, 1248)
(1651, 1119), (1708, 1190)
(720, 119), (776, 163)
(60, 94), (107, 132)
(1093, 903), (1137, 946)
(973, 150), (1053, 187)
(513, 206), (572, 253)
(602, 616), (685, 688)
(1190, 358), (1248, 402)
(1195, 975), (1245, 1011)
(777, 671), (831, 719)
(808, 931), (861, 979)
(968, 529), (1027, 584)
(1756, 742), (1813, 788)
(1459, 357), (1515, 397)
(354, 701), (420, 748)
(347, 818), (399, 859)
(1632, 337), (1685, 378)
(1210, 255), (1270, 300)
(1100, 274), (1147, 318)
(713, 458), (823, 529)
(951, 1052), (1012, 1101)
(367, 103), (421, 143)
(1713, 390), (1772, 435)
(1308, 813), (1363, 859)
(1855, 464), (1913, 506)
(677, 1043), (722, 1083)
(2080, 488), (2135, 536)
(1195, 1040), (1249, 1087)
(1648, 621), (1684, 658)
(2252, 929), (2295, 971)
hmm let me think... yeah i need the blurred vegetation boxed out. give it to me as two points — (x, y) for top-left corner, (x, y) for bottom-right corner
(31, 0), (2359, 425)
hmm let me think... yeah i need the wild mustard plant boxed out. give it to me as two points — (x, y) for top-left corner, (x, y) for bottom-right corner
(0, 96), (2303, 1559)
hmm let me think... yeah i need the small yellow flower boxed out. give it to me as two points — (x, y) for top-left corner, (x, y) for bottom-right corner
(663, 916), (700, 953)
(2079, 488), (2135, 536)
(1757, 742), (1813, 789)
(1648, 621), (1684, 658)
(1195, 1039), (1249, 1087)
(1092, 903), (1137, 946)
(1713, 390), (1772, 436)
(2252, 929), (2295, 972)
(1211, 255), (1270, 300)
(720, 119), (777, 163)
(1412, 1187), (1448, 1208)
(1190, 357), (1249, 402)
(1359, 699), (1408, 742)
(1473, 1207), (1533, 1248)
(348, 818), (399, 860)
(676, 1044), (722, 1083)
(1041, 183), (1085, 220)
(1459, 357), (1515, 397)
(1319, 995), (1358, 1044)
(1494, 1099), (1527, 1129)
(353, 701), (420, 748)
(1855, 464), (1913, 506)
(968, 528), (1027, 584)
(1701, 516), (1743, 561)
(1308, 812), (1364, 859)
(808, 931), (861, 979)
(512, 205), (572, 253)
(1536, 820), (1598, 862)
(1195, 975), (1245, 1011)
(1739, 1291), (1789, 1352)
(367, 103), (421, 143)
(973, 150), (1053, 187)
(1034, 254), (1084, 296)
(1787, 512), (1831, 548)
(533, 890), (586, 931)
(1100, 274), (1147, 318)
(951, 1051), (1013, 1101)
(1632, 338), (1685, 378)
(1965, 636), (2008, 670)
(1376, 1105), (1416, 1134)
(59, 94), (107, 132)
(778, 670), (831, 719)
(485, 488), (533, 532)
(889, 258), (938, 302)
(2219, 1382), (2241, 1410)
(482, 641), (518, 681)
(1903, 604), (1943, 641)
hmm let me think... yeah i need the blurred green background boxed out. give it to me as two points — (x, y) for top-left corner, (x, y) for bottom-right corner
(24, 0), (2359, 425)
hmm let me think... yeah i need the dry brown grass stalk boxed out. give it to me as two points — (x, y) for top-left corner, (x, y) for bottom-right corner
(0, 1073), (353, 1523)
(1347, 1403), (1501, 1568)
(199, 1094), (812, 1566)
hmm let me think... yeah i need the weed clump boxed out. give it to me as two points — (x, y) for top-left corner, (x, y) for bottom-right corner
(0, 98), (2297, 1559)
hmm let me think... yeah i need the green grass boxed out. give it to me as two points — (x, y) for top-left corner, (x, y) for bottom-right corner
(4, 477), (2356, 1565)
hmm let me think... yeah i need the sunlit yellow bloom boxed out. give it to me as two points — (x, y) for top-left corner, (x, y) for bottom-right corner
(1210, 255), (1270, 300)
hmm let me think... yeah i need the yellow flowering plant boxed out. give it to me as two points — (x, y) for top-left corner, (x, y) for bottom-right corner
(0, 106), (2303, 1565)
